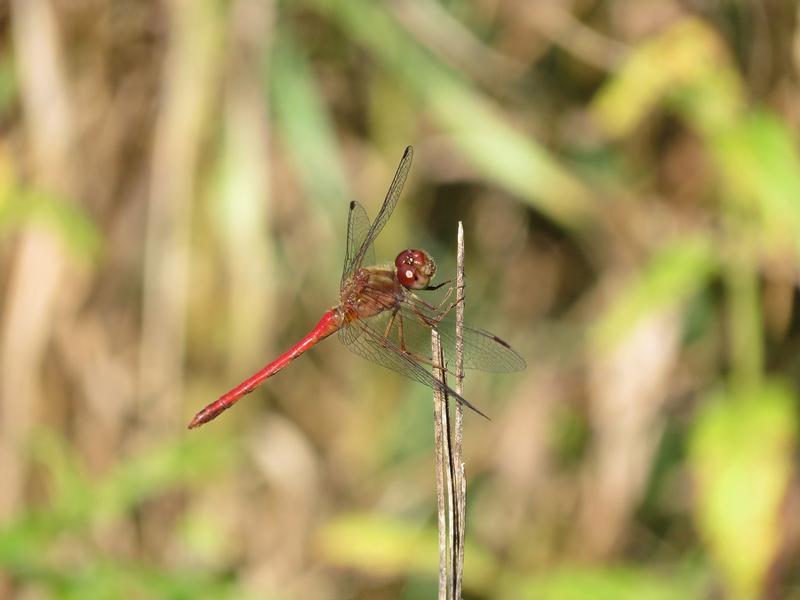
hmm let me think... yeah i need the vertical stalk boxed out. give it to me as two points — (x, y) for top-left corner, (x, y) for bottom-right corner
(432, 222), (469, 599)
(443, 367), (455, 596)
(431, 329), (448, 600)
(453, 221), (466, 598)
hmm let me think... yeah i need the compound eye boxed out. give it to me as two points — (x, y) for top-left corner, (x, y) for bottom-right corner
(395, 249), (435, 289)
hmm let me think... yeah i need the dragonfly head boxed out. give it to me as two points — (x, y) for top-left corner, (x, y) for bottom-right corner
(395, 249), (436, 290)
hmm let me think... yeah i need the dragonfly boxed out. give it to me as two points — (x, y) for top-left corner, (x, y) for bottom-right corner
(188, 146), (525, 429)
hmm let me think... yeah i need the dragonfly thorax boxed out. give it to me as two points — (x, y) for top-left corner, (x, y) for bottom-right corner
(339, 267), (402, 322)
(395, 249), (436, 290)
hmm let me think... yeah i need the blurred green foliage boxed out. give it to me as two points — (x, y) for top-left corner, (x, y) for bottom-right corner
(691, 383), (795, 600)
(0, 430), (244, 598)
(0, 161), (101, 262)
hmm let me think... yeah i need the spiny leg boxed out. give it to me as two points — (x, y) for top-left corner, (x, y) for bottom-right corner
(434, 288), (464, 322)
(412, 285), (454, 313)
(395, 312), (460, 376)
(379, 306), (427, 367)
(409, 286), (464, 327)
(374, 309), (459, 377)
(383, 306), (400, 340)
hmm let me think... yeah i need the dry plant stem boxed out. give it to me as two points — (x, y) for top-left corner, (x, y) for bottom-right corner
(431, 328), (449, 600)
(441, 345), (455, 597)
(454, 221), (466, 598)
(431, 223), (469, 599)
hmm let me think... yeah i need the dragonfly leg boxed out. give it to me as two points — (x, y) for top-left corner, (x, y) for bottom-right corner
(393, 310), (414, 359)
(379, 306), (452, 371)
(414, 285), (453, 312)
(433, 285), (455, 312)
(394, 312), (460, 376)
(383, 306), (400, 340)
(397, 308), (405, 349)
(435, 288), (464, 320)
(406, 287), (465, 332)
(381, 307), (438, 369)
(413, 286), (464, 326)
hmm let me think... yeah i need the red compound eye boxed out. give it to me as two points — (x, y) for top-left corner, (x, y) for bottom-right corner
(395, 249), (436, 289)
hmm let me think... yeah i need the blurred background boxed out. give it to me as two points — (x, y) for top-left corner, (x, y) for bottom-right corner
(1, 0), (799, 598)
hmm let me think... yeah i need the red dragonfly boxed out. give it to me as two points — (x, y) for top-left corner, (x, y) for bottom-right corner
(189, 146), (525, 429)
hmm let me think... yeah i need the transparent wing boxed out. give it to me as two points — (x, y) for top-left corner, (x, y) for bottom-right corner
(338, 291), (524, 380)
(339, 318), (489, 418)
(344, 146), (413, 277)
(398, 294), (527, 373)
(435, 320), (526, 373)
(342, 200), (375, 284)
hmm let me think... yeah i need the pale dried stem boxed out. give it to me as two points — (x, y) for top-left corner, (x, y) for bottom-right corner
(431, 329), (448, 600)
(453, 221), (466, 598)
(442, 354), (455, 596)
(432, 222), (468, 599)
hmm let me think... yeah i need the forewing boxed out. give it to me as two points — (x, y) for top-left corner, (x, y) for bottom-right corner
(400, 295), (526, 373)
(445, 325), (526, 372)
(342, 201), (375, 284)
(350, 146), (413, 272)
(338, 318), (488, 417)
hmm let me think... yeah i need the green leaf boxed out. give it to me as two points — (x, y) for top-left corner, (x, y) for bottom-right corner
(0, 179), (102, 262)
(690, 382), (796, 599)
(592, 18), (743, 138)
(505, 563), (707, 600)
(317, 512), (496, 590)
(712, 111), (800, 250)
(0, 430), (236, 571)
